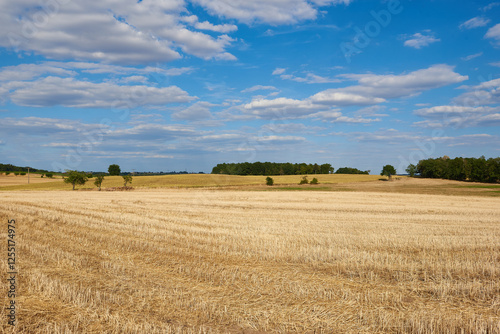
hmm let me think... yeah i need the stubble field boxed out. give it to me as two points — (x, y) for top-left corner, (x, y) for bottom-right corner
(0, 189), (499, 333)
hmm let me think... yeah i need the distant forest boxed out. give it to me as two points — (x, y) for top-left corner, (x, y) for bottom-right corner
(335, 167), (370, 175)
(211, 162), (334, 175)
(0, 163), (50, 173)
(417, 156), (500, 183)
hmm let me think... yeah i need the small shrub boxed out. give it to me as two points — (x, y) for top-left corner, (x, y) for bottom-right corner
(310, 177), (319, 184)
(266, 176), (274, 186)
(87, 173), (93, 178)
(41, 174), (44, 178)
(20, 172), (26, 176)
(299, 176), (309, 185)
(45, 173), (53, 178)
(14, 172), (19, 176)
(5, 172), (10, 175)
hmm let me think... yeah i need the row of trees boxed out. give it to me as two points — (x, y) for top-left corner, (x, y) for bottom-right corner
(335, 167), (370, 175)
(409, 156), (500, 183)
(64, 170), (133, 190)
(211, 162), (334, 175)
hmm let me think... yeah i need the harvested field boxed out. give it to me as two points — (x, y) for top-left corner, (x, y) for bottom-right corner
(0, 190), (499, 333)
(0, 174), (383, 191)
(0, 174), (61, 187)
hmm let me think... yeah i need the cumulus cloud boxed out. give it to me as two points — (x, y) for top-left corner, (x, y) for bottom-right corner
(413, 104), (500, 128)
(172, 102), (214, 121)
(403, 32), (440, 49)
(0, 1), (237, 64)
(191, 0), (351, 25)
(339, 64), (468, 99)
(453, 77), (500, 106)
(461, 52), (483, 61)
(241, 85), (278, 93)
(309, 91), (385, 105)
(272, 68), (340, 84)
(7, 77), (195, 108)
(414, 105), (499, 117)
(241, 65), (467, 120)
(485, 23), (500, 45)
(459, 17), (491, 29)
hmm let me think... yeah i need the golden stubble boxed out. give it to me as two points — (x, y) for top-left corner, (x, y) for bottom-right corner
(0, 190), (499, 333)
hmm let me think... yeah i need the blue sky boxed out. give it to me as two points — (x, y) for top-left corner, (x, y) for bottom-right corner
(1, 0), (499, 173)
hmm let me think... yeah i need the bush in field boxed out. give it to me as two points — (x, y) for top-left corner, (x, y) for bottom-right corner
(266, 177), (274, 186)
(14, 172), (19, 176)
(64, 170), (88, 190)
(41, 174), (44, 178)
(45, 173), (53, 178)
(122, 175), (133, 187)
(299, 176), (309, 185)
(87, 173), (93, 178)
(310, 177), (319, 184)
(20, 172), (26, 176)
(5, 172), (10, 175)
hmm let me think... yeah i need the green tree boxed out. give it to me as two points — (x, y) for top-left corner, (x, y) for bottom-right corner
(108, 164), (121, 176)
(45, 173), (53, 178)
(310, 177), (319, 184)
(405, 164), (417, 177)
(122, 175), (133, 187)
(94, 175), (105, 191)
(64, 170), (88, 190)
(266, 176), (274, 186)
(381, 165), (397, 180)
(299, 176), (309, 184)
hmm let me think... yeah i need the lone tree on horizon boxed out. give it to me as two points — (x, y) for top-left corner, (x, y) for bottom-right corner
(108, 164), (121, 176)
(381, 165), (397, 180)
(64, 170), (88, 190)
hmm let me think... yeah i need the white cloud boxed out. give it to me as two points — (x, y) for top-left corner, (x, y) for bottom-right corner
(490, 61), (500, 67)
(310, 111), (379, 123)
(485, 23), (500, 45)
(272, 68), (286, 75)
(191, 0), (351, 25)
(413, 104), (500, 128)
(310, 90), (385, 105)
(0, 63), (76, 81)
(261, 123), (325, 133)
(172, 102), (213, 121)
(481, 2), (500, 11)
(241, 65), (467, 120)
(339, 64), (467, 99)
(403, 32), (440, 49)
(241, 85), (278, 93)
(414, 105), (500, 117)
(453, 77), (500, 106)
(272, 68), (340, 84)
(0, 1), (236, 65)
(7, 77), (195, 108)
(461, 52), (483, 61)
(459, 17), (491, 29)
(194, 21), (238, 33)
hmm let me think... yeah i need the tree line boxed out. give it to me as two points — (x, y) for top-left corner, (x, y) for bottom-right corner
(211, 162), (334, 175)
(411, 156), (500, 183)
(0, 163), (50, 173)
(335, 167), (370, 175)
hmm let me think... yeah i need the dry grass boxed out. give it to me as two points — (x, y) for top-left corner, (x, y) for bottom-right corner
(0, 189), (499, 333)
